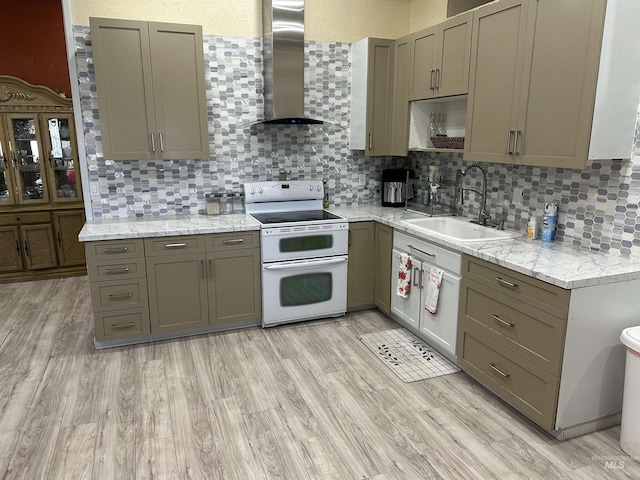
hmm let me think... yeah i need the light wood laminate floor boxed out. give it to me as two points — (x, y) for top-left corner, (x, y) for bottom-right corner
(1, 276), (638, 479)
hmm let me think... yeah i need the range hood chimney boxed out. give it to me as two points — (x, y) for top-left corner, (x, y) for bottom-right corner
(262, 0), (322, 124)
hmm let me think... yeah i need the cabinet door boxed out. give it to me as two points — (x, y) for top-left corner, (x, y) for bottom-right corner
(0, 121), (18, 206)
(418, 264), (460, 357)
(207, 249), (261, 326)
(41, 114), (83, 203)
(367, 39), (395, 156)
(390, 35), (411, 157)
(409, 26), (438, 100)
(6, 115), (50, 204)
(464, 0), (529, 164)
(436, 12), (473, 98)
(20, 224), (57, 270)
(147, 253), (209, 334)
(347, 222), (375, 310)
(515, 0), (606, 168)
(373, 223), (393, 314)
(0, 226), (23, 272)
(390, 250), (420, 330)
(148, 23), (209, 160)
(91, 18), (157, 161)
(53, 210), (86, 267)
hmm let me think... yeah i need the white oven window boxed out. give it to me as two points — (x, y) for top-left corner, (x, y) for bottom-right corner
(280, 272), (332, 307)
(279, 234), (334, 253)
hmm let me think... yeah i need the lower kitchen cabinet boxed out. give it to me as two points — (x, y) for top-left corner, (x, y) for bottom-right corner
(373, 222), (393, 314)
(85, 231), (261, 346)
(207, 247), (261, 326)
(347, 222), (375, 310)
(146, 252), (209, 334)
(391, 231), (462, 359)
(455, 254), (640, 439)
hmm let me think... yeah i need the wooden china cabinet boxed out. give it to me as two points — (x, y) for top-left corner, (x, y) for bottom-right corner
(0, 76), (86, 283)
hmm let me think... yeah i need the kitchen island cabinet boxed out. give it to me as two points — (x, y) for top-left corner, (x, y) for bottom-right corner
(465, 0), (638, 168)
(90, 18), (209, 161)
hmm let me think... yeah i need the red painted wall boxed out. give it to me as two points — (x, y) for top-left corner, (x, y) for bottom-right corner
(0, 0), (71, 97)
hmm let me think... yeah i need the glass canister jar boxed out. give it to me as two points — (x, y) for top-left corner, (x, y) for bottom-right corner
(232, 193), (244, 213)
(205, 194), (220, 215)
(220, 193), (234, 215)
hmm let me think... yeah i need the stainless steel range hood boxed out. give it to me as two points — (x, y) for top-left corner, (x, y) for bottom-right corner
(261, 0), (322, 124)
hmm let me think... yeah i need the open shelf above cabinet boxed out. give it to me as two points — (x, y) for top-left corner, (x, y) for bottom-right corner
(408, 96), (467, 152)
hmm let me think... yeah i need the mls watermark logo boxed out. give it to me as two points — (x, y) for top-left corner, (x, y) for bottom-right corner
(592, 454), (636, 470)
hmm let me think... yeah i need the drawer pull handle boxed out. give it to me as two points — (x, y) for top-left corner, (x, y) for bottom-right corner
(164, 243), (187, 249)
(111, 322), (135, 330)
(408, 244), (435, 258)
(492, 314), (514, 328)
(108, 293), (133, 299)
(105, 267), (130, 274)
(489, 363), (510, 378)
(103, 247), (128, 254)
(495, 277), (518, 289)
(223, 238), (244, 245)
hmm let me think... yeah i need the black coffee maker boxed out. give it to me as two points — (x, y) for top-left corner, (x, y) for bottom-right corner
(382, 168), (412, 207)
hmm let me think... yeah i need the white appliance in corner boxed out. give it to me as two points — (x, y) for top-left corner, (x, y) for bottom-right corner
(245, 180), (348, 327)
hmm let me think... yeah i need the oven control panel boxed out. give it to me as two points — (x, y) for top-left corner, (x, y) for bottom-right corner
(244, 180), (323, 203)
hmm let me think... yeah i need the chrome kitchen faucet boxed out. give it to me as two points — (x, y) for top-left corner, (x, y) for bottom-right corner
(457, 163), (491, 226)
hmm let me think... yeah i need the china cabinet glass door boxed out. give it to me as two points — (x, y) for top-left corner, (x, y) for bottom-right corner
(42, 115), (82, 202)
(0, 121), (18, 205)
(6, 114), (49, 204)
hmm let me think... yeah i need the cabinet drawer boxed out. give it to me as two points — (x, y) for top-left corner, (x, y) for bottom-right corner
(394, 231), (462, 275)
(85, 239), (144, 261)
(458, 325), (559, 431)
(0, 212), (51, 226)
(206, 231), (259, 251)
(94, 308), (150, 342)
(90, 278), (148, 312)
(87, 258), (146, 282)
(459, 278), (566, 374)
(144, 235), (205, 256)
(462, 255), (569, 318)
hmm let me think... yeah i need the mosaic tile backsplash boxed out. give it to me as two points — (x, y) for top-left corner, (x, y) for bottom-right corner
(75, 28), (400, 219)
(75, 26), (640, 257)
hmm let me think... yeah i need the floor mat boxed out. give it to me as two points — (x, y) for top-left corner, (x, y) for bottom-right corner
(359, 328), (461, 383)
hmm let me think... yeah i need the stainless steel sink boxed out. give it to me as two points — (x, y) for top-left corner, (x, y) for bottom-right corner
(402, 216), (521, 243)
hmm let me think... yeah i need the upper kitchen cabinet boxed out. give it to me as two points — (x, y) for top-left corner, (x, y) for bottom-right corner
(390, 35), (411, 157)
(409, 12), (473, 101)
(350, 38), (395, 156)
(90, 18), (209, 161)
(465, 0), (640, 168)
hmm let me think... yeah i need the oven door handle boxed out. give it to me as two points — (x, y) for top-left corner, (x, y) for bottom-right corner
(263, 257), (347, 270)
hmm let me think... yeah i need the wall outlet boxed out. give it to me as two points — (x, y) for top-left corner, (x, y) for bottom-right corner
(359, 173), (367, 186)
(512, 187), (524, 205)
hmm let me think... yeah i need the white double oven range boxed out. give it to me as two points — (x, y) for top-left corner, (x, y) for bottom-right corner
(244, 180), (348, 327)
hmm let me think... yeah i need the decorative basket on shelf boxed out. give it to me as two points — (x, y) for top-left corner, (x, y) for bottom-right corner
(430, 136), (465, 149)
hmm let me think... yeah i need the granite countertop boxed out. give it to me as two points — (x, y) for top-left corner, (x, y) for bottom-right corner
(79, 205), (640, 290)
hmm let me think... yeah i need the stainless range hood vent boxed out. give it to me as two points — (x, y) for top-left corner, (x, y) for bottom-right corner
(262, 0), (323, 124)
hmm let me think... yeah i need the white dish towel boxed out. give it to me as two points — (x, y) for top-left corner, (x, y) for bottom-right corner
(396, 253), (412, 298)
(424, 266), (444, 314)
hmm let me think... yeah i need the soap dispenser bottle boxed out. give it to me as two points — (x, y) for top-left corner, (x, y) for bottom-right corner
(527, 213), (538, 239)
